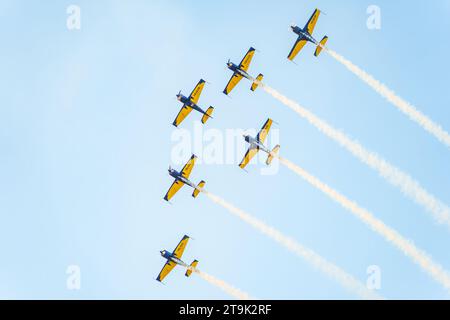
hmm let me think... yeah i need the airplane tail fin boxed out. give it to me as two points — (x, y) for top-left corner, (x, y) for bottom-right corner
(193, 180), (206, 198)
(201, 107), (214, 124)
(266, 145), (281, 165)
(314, 36), (328, 57)
(185, 260), (199, 277)
(251, 74), (264, 91)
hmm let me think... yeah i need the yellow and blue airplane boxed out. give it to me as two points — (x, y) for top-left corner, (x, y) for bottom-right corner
(173, 79), (214, 127)
(288, 8), (328, 61)
(223, 47), (264, 96)
(239, 118), (281, 170)
(156, 235), (199, 282)
(164, 154), (206, 202)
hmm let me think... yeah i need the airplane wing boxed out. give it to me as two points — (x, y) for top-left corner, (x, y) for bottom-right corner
(173, 104), (193, 127)
(173, 235), (190, 259)
(304, 8), (321, 35)
(189, 79), (206, 105)
(164, 180), (185, 202)
(181, 155), (197, 178)
(156, 260), (177, 282)
(239, 147), (259, 169)
(287, 36), (308, 61)
(223, 73), (244, 95)
(256, 118), (273, 144)
(238, 47), (256, 72)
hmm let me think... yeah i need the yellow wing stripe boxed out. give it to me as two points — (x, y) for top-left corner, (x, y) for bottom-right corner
(239, 48), (256, 72)
(173, 105), (193, 127)
(164, 180), (184, 202)
(239, 147), (259, 169)
(173, 235), (190, 259)
(156, 260), (176, 282)
(223, 73), (243, 95)
(257, 118), (273, 144)
(189, 79), (205, 105)
(181, 155), (197, 178)
(306, 9), (321, 35)
(288, 38), (308, 61)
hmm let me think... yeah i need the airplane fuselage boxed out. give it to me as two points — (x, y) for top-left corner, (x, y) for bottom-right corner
(244, 135), (270, 153)
(227, 62), (253, 81)
(168, 168), (196, 189)
(160, 250), (187, 267)
(177, 94), (207, 115)
(291, 25), (317, 44)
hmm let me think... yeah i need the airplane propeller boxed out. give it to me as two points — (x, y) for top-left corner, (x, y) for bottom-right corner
(289, 22), (296, 31)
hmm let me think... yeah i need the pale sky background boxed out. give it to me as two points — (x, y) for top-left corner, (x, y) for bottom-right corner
(0, 0), (449, 299)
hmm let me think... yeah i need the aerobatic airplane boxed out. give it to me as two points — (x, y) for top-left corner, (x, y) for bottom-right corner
(156, 235), (199, 282)
(288, 8), (329, 61)
(223, 47), (264, 96)
(239, 118), (281, 170)
(164, 154), (206, 202)
(173, 79), (214, 127)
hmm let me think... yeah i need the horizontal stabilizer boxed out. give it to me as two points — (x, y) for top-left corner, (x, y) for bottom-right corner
(266, 145), (281, 165)
(251, 74), (264, 91)
(193, 180), (206, 198)
(314, 36), (328, 57)
(201, 107), (214, 124)
(185, 260), (199, 277)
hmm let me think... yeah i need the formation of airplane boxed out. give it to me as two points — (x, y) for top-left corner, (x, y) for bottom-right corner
(169, 8), (327, 126)
(160, 8), (327, 283)
(173, 79), (214, 127)
(164, 154), (205, 202)
(157, 235), (199, 283)
(288, 8), (328, 61)
(239, 118), (281, 170)
(223, 47), (264, 96)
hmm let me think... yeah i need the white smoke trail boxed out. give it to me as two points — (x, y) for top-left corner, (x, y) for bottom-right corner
(202, 190), (383, 300)
(259, 83), (450, 228)
(276, 155), (450, 292)
(324, 47), (450, 148)
(187, 267), (253, 300)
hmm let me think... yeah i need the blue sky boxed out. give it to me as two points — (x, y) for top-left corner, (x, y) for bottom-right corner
(0, 0), (449, 299)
